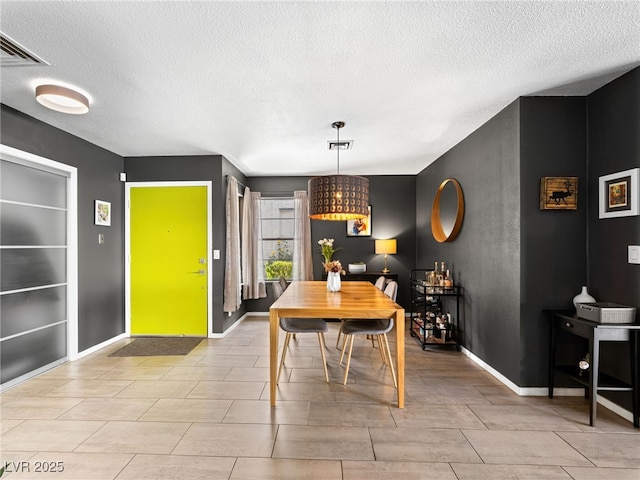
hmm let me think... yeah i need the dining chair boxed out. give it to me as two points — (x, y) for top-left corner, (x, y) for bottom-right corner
(277, 275), (298, 338)
(374, 275), (386, 290)
(271, 282), (329, 383)
(278, 275), (289, 292)
(335, 275), (388, 349)
(339, 280), (398, 387)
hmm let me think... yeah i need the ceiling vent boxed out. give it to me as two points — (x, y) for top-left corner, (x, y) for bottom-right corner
(1, 32), (48, 67)
(328, 140), (353, 150)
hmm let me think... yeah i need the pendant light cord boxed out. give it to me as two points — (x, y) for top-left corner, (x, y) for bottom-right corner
(336, 126), (340, 175)
(333, 121), (344, 175)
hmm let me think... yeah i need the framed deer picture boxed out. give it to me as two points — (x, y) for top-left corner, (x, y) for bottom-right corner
(540, 177), (578, 210)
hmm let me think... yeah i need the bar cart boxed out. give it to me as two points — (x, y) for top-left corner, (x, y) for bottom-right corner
(409, 268), (462, 350)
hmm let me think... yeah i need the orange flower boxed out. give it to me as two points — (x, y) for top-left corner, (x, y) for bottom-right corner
(323, 260), (345, 275)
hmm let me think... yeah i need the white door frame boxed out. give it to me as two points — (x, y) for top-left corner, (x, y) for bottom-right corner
(125, 181), (213, 337)
(0, 144), (79, 361)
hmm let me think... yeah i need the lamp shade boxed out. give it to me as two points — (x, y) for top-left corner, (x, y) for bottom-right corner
(308, 174), (370, 220)
(309, 121), (369, 221)
(35, 84), (89, 114)
(375, 239), (397, 255)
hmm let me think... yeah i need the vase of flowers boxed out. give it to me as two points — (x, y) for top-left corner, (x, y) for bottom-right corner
(324, 260), (345, 292)
(317, 238), (341, 264)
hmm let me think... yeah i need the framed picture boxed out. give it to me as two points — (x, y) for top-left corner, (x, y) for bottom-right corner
(539, 177), (578, 210)
(599, 168), (639, 219)
(95, 200), (111, 226)
(346, 205), (371, 236)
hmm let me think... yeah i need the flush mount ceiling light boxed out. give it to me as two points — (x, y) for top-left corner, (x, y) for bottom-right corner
(308, 121), (369, 221)
(35, 84), (89, 114)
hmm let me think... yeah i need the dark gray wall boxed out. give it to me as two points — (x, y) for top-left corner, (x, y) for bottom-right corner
(1, 105), (125, 351)
(587, 67), (640, 407)
(519, 97), (588, 385)
(245, 175), (416, 311)
(124, 155), (247, 334)
(417, 100), (522, 383)
(416, 68), (638, 400)
(587, 67), (639, 308)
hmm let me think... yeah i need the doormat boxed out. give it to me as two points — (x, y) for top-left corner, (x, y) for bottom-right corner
(109, 337), (204, 357)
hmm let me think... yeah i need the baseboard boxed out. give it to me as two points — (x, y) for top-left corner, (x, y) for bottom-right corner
(209, 312), (252, 338)
(460, 346), (634, 424)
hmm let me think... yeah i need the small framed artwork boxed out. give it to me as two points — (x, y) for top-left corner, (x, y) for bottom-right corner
(599, 168), (639, 218)
(539, 177), (578, 210)
(95, 200), (111, 226)
(346, 205), (371, 236)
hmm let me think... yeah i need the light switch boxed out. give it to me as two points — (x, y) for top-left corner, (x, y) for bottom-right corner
(98, 234), (105, 244)
(629, 245), (640, 264)
(213, 249), (220, 260)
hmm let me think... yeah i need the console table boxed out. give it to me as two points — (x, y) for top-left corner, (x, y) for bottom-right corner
(321, 272), (398, 284)
(545, 310), (639, 427)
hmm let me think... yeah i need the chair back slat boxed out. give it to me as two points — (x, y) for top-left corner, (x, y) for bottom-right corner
(272, 281), (284, 300)
(383, 281), (398, 302)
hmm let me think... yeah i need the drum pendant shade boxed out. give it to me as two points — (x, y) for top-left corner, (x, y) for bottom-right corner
(308, 121), (369, 221)
(308, 175), (369, 220)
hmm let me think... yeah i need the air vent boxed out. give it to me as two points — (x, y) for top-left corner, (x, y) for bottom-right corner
(1, 32), (48, 66)
(328, 140), (354, 150)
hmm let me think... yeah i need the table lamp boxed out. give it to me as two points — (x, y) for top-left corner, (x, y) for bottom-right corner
(375, 239), (397, 273)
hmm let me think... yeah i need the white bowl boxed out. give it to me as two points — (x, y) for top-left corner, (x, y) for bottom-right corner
(348, 263), (366, 273)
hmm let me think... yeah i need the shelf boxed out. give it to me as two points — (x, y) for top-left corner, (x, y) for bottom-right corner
(410, 325), (456, 348)
(412, 286), (460, 296)
(553, 365), (633, 392)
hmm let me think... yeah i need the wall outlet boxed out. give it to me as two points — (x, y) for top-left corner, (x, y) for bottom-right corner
(213, 249), (220, 260)
(629, 245), (640, 264)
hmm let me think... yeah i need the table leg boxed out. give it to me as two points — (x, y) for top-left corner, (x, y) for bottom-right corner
(589, 329), (600, 427)
(631, 330), (639, 428)
(395, 308), (405, 408)
(548, 314), (556, 399)
(269, 308), (279, 407)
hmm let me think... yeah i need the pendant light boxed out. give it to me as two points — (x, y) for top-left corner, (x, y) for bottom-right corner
(308, 121), (369, 220)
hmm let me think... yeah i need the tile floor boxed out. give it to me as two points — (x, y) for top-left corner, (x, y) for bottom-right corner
(1, 316), (639, 479)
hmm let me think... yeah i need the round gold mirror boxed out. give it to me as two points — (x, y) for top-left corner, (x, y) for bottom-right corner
(431, 178), (465, 243)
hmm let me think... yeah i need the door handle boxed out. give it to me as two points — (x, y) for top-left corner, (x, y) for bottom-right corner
(189, 269), (206, 275)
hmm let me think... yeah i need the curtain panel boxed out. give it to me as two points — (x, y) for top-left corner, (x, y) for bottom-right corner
(242, 187), (266, 299)
(223, 177), (241, 312)
(293, 190), (314, 281)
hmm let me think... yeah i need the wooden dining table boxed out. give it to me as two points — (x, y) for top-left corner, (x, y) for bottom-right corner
(269, 280), (405, 408)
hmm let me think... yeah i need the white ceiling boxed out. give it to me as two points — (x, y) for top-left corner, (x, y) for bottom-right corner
(1, 1), (639, 177)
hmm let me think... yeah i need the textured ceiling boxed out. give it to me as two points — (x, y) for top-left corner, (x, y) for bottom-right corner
(1, 1), (639, 176)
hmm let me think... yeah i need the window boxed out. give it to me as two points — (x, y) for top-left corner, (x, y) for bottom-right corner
(259, 197), (294, 280)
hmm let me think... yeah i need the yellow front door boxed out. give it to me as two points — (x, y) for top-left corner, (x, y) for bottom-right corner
(129, 185), (208, 336)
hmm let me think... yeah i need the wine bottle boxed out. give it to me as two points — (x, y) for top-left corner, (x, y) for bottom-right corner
(435, 262), (444, 287)
(428, 261), (437, 287)
(444, 269), (453, 289)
